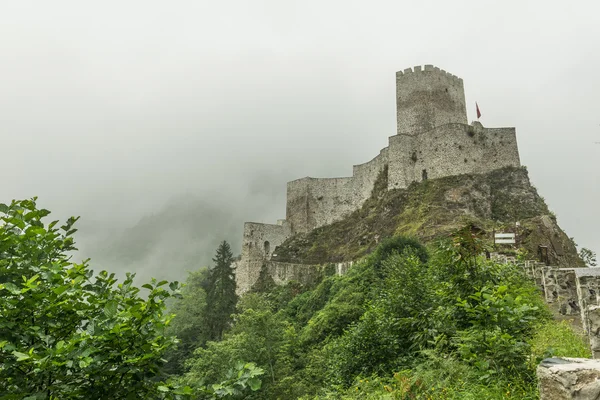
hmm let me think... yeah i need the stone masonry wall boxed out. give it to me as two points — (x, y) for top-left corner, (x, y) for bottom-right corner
(575, 269), (600, 335)
(234, 258), (354, 295)
(352, 147), (389, 204)
(241, 221), (291, 261)
(286, 149), (388, 233)
(396, 65), (467, 135)
(387, 122), (520, 190)
(285, 120), (520, 233)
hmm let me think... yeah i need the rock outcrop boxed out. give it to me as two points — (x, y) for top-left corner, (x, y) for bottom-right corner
(538, 358), (600, 399)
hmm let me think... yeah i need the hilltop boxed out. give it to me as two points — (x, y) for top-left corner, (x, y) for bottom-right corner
(271, 166), (582, 268)
(231, 65), (580, 293)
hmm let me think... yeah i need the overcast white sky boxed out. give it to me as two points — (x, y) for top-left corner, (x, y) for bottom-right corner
(1, 1), (598, 265)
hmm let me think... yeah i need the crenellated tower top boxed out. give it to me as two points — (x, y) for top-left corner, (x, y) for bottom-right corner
(396, 64), (467, 134)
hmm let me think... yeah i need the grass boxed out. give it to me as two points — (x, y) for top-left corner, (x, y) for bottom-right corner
(528, 319), (591, 364)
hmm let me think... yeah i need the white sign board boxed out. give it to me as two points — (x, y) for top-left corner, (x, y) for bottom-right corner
(495, 239), (516, 244)
(495, 233), (515, 244)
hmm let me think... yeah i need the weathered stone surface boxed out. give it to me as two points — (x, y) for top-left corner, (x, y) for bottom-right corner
(234, 258), (353, 295)
(576, 270), (600, 334)
(538, 358), (600, 399)
(556, 269), (579, 315)
(587, 305), (600, 359)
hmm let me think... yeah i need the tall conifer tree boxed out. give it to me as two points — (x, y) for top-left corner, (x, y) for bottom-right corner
(205, 240), (238, 341)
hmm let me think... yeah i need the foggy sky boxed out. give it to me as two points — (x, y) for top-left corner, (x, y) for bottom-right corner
(1, 1), (598, 274)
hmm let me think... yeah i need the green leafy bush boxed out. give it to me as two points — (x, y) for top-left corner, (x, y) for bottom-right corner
(175, 228), (590, 400)
(0, 199), (181, 398)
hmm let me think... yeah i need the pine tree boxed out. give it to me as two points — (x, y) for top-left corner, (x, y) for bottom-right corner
(205, 241), (238, 341)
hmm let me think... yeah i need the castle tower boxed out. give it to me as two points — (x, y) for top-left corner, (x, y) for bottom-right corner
(396, 65), (467, 134)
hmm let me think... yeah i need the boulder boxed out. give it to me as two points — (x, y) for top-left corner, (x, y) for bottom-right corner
(538, 358), (600, 399)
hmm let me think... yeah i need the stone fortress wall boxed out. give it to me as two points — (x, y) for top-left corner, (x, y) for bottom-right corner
(234, 220), (292, 293)
(387, 123), (520, 190)
(286, 148), (389, 233)
(234, 65), (522, 293)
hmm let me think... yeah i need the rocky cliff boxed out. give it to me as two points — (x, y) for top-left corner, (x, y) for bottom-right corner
(271, 166), (582, 268)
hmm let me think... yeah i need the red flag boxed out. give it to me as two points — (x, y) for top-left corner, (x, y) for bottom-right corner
(476, 102), (481, 119)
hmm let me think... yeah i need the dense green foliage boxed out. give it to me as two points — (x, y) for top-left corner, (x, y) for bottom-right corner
(0, 199), (264, 400)
(165, 268), (210, 375)
(3, 197), (585, 399)
(0, 199), (182, 398)
(175, 228), (589, 399)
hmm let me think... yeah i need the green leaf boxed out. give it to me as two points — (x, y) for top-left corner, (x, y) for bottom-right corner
(141, 283), (153, 290)
(53, 285), (69, 296)
(66, 228), (78, 236)
(3, 282), (22, 295)
(13, 351), (31, 361)
(26, 274), (40, 286)
(157, 386), (169, 392)
(104, 301), (118, 317)
(248, 377), (262, 391)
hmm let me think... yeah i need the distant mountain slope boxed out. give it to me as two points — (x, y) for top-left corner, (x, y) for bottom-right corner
(272, 166), (583, 268)
(82, 194), (244, 282)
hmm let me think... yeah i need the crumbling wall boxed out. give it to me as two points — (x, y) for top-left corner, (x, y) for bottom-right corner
(241, 221), (291, 261)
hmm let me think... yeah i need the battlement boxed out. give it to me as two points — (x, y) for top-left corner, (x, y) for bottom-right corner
(396, 64), (467, 134)
(396, 64), (463, 85)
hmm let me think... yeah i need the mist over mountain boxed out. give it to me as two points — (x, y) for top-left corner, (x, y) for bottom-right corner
(1, 1), (598, 282)
(80, 196), (237, 282)
(73, 168), (294, 282)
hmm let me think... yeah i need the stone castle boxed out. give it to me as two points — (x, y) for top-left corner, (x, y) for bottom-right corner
(234, 65), (521, 293)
